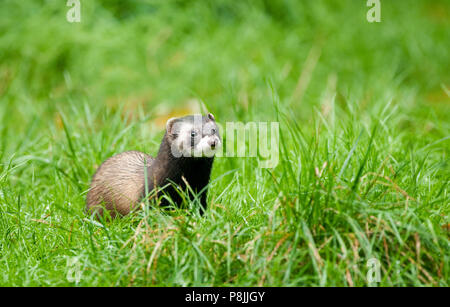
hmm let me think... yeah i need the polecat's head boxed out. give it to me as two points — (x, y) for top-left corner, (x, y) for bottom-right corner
(165, 113), (221, 158)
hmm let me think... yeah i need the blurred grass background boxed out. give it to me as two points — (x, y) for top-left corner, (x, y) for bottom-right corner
(1, 1), (449, 123)
(0, 0), (448, 286)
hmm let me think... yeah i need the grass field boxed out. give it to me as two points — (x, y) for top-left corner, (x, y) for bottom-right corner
(0, 0), (449, 286)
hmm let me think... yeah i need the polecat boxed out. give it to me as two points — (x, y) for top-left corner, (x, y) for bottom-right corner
(86, 113), (221, 217)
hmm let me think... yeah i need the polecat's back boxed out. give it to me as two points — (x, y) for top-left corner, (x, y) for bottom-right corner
(86, 151), (153, 217)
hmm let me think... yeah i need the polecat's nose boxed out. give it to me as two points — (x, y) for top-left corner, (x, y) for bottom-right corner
(209, 140), (216, 149)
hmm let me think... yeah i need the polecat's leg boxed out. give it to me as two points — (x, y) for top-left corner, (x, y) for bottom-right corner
(199, 191), (208, 216)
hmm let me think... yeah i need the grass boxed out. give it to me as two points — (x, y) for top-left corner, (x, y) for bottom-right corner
(0, 0), (449, 286)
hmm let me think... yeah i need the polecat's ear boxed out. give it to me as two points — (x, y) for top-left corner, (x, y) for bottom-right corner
(166, 117), (178, 134)
(207, 113), (215, 121)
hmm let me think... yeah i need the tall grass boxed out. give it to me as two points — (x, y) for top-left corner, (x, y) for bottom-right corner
(0, 0), (448, 286)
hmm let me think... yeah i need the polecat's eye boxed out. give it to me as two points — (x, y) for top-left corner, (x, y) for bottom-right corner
(191, 131), (197, 138)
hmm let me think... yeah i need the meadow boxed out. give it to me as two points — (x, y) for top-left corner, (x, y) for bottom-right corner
(0, 0), (448, 286)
